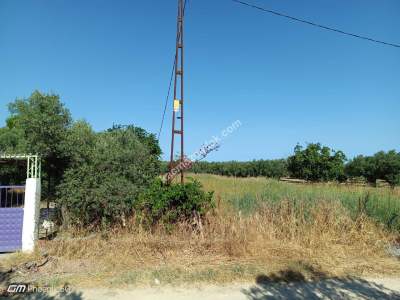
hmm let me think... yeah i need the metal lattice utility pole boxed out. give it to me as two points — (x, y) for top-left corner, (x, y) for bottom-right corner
(168, 0), (185, 184)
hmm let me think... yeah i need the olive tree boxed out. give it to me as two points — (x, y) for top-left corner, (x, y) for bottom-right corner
(287, 143), (346, 182)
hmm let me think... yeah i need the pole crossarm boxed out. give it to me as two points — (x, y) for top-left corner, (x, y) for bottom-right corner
(0, 153), (41, 179)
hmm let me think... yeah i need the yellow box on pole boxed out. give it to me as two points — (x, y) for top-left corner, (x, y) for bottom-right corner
(173, 99), (180, 112)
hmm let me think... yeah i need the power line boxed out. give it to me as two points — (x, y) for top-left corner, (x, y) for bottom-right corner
(157, 55), (176, 140)
(231, 0), (400, 49)
(157, 0), (189, 141)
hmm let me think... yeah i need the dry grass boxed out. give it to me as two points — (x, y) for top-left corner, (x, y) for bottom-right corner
(2, 175), (400, 287)
(192, 174), (400, 230)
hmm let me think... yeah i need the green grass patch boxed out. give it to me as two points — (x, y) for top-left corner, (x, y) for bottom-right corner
(192, 174), (400, 231)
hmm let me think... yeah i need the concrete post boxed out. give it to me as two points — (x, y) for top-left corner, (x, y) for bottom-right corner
(22, 178), (41, 252)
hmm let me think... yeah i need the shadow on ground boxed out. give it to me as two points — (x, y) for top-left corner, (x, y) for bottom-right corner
(0, 291), (83, 300)
(242, 264), (400, 300)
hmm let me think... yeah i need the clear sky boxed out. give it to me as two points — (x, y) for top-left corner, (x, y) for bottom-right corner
(0, 0), (399, 161)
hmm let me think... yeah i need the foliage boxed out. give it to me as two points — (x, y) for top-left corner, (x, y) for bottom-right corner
(64, 120), (97, 168)
(0, 127), (28, 185)
(175, 145), (399, 187)
(0, 90), (165, 228)
(287, 143), (347, 182)
(0, 126), (28, 153)
(1, 91), (72, 195)
(7, 91), (72, 158)
(0, 89), (398, 234)
(135, 178), (214, 227)
(346, 150), (400, 187)
(108, 124), (161, 157)
(56, 126), (161, 228)
(190, 159), (288, 178)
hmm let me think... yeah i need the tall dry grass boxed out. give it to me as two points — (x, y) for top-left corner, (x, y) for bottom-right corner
(5, 175), (400, 286)
(191, 174), (400, 230)
(34, 197), (399, 285)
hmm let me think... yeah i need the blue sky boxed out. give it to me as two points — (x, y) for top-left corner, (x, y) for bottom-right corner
(0, 0), (399, 161)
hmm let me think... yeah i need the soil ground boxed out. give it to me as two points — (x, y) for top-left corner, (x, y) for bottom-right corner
(1, 277), (400, 300)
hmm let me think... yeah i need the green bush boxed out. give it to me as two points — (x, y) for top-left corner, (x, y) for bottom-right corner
(135, 178), (214, 227)
(56, 126), (161, 228)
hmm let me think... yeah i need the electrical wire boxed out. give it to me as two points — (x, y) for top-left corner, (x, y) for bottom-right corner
(157, 55), (176, 140)
(231, 0), (400, 48)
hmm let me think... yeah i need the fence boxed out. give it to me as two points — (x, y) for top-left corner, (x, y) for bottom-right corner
(0, 186), (25, 208)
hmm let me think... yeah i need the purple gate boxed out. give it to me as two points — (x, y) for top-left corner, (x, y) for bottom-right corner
(0, 186), (25, 252)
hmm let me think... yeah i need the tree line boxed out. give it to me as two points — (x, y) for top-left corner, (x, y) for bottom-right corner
(186, 143), (400, 187)
(189, 159), (289, 178)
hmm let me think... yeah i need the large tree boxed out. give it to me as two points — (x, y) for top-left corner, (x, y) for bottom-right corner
(0, 91), (72, 194)
(5, 91), (72, 196)
(287, 143), (346, 182)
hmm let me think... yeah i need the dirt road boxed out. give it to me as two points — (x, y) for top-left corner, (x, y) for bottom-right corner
(3, 277), (400, 300)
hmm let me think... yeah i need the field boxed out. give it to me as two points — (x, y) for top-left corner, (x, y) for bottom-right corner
(2, 174), (400, 288)
(193, 174), (400, 231)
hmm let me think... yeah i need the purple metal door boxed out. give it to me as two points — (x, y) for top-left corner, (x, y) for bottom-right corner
(0, 186), (25, 252)
(0, 208), (24, 252)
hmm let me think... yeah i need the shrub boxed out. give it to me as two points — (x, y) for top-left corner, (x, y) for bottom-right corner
(135, 178), (214, 227)
(56, 126), (161, 228)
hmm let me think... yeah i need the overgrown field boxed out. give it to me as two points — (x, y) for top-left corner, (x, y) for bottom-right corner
(2, 175), (400, 288)
(193, 174), (400, 231)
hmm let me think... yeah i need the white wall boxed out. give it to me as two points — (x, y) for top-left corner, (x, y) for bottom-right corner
(21, 178), (41, 252)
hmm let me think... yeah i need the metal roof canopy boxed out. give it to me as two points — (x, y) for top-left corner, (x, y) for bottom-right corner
(0, 154), (41, 179)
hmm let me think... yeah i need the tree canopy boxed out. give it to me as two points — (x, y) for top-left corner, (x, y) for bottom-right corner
(287, 143), (346, 182)
(0, 91), (71, 191)
(346, 151), (400, 187)
(0, 91), (163, 228)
